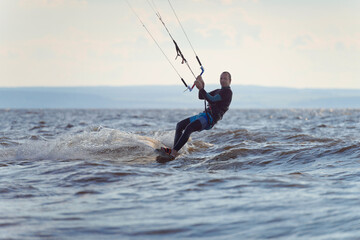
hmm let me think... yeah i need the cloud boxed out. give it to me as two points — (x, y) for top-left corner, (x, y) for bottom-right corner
(221, 0), (258, 4)
(221, 0), (233, 4)
(18, 0), (87, 8)
(175, 4), (261, 47)
(291, 34), (317, 50)
(1, 0), (359, 88)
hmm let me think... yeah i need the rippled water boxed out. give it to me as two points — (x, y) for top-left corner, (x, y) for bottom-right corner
(1, 109), (360, 239)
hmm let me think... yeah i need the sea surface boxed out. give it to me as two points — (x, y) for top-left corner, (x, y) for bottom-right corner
(1, 108), (360, 239)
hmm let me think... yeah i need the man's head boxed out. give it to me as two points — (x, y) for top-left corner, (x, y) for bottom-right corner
(220, 71), (231, 87)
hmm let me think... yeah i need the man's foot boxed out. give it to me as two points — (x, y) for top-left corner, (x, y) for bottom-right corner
(161, 147), (172, 155)
(155, 147), (175, 163)
(161, 147), (178, 157)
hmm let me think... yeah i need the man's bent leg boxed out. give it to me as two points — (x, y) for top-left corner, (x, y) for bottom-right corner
(173, 119), (202, 152)
(174, 118), (190, 148)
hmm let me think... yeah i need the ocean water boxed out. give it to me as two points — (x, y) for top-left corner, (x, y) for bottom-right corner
(1, 108), (360, 239)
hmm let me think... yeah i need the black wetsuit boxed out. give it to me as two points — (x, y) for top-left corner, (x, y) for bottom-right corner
(199, 86), (233, 125)
(173, 86), (232, 151)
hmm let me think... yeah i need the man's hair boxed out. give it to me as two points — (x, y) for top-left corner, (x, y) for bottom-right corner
(223, 71), (231, 82)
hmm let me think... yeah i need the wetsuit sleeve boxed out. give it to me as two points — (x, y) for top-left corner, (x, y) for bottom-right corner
(199, 89), (222, 103)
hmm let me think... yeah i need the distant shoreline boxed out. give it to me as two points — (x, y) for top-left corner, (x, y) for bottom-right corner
(1, 85), (360, 109)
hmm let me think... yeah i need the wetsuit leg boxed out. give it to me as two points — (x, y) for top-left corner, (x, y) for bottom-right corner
(174, 118), (190, 147)
(173, 119), (202, 151)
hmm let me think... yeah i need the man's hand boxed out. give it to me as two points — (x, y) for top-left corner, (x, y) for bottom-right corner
(194, 75), (205, 90)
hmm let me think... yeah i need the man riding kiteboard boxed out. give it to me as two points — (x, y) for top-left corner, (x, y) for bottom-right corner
(157, 71), (233, 162)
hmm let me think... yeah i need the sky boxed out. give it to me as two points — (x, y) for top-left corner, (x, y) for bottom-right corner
(1, 0), (359, 89)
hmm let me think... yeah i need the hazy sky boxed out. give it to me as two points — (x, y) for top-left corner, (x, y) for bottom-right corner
(1, 0), (359, 88)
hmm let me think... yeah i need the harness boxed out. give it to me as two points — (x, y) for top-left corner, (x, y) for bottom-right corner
(204, 100), (214, 129)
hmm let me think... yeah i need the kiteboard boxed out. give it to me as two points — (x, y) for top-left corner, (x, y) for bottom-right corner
(154, 148), (175, 163)
(130, 134), (175, 163)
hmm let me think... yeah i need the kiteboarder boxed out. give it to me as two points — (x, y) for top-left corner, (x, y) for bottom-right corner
(159, 71), (233, 161)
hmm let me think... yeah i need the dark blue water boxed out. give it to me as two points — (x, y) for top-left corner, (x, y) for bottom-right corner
(1, 109), (360, 239)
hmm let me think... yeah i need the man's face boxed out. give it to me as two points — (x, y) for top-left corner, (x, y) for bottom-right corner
(220, 72), (231, 87)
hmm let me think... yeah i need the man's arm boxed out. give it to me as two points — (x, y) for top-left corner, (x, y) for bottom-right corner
(199, 89), (222, 103)
(195, 75), (222, 103)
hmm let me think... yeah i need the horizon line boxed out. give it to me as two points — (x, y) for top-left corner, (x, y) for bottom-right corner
(1, 84), (360, 91)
